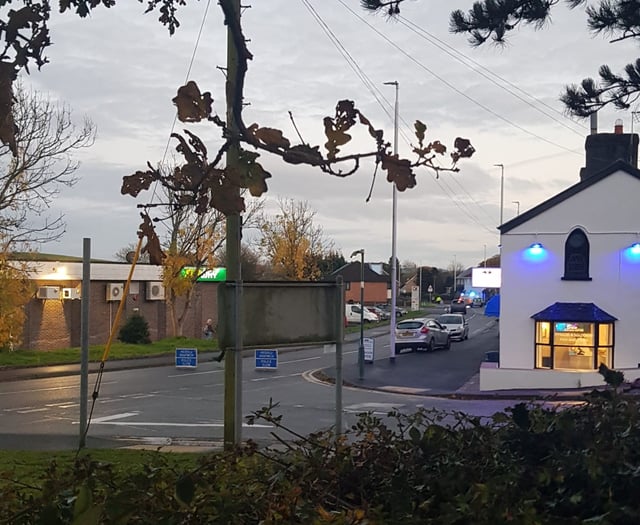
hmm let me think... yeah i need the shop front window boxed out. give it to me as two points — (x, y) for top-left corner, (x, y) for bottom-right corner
(534, 320), (613, 370)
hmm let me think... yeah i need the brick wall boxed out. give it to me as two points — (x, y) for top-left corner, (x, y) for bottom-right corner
(21, 280), (220, 351)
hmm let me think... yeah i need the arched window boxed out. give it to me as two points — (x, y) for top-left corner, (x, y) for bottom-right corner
(563, 228), (591, 280)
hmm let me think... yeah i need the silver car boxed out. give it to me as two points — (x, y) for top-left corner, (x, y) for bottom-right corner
(395, 317), (450, 353)
(436, 313), (469, 341)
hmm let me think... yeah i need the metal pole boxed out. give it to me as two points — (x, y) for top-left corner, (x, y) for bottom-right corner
(483, 244), (487, 267)
(512, 200), (520, 216)
(224, 0), (243, 449)
(419, 265), (422, 307)
(79, 238), (90, 449)
(384, 80), (399, 361)
(453, 254), (457, 297)
(335, 276), (344, 436)
(350, 249), (365, 380)
(494, 163), (504, 226)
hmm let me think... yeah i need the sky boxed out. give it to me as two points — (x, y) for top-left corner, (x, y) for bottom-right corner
(20, 0), (639, 270)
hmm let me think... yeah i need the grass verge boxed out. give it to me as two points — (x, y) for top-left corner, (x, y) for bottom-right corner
(0, 337), (217, 368)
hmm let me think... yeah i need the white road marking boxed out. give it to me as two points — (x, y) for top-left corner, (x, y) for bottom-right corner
(0, 381), (117, 396)
(91, 412), (139, 423)
(88, 421), (272, 428)
(344, 402), (405, 411)
(17, 408), (49, 414)
(167, 369), (224, 378)
(251, 373), (302, 382)
(82, 411), (272, 428)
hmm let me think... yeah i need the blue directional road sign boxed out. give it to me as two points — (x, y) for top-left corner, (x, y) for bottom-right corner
(175, 347), (198, 368)
(255, 349), (278, 370)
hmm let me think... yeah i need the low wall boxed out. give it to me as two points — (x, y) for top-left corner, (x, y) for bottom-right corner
(480, 365), (640, 391)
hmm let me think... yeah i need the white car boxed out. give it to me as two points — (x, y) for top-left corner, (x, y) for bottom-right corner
(436, 313), (469, 341)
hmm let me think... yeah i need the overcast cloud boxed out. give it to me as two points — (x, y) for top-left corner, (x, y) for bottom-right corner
(20, 0), (639, 270)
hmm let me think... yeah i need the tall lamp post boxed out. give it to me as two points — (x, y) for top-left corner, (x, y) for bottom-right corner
(384, 80), (399, 361)
(350, 249), (365, 380)
(494, 163), (504, 226)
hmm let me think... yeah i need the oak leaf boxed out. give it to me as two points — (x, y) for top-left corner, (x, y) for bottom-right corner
(381, 153), (416, 191)
(238, 148), (271, 197)
(451, 137), (476, 163)
(282, 144), (323, 165)
(121, 169), (156, 197)
(212, 184), (245, 215)
(414, 120), (427, 144)
(172, 81), (213, 123)
(138, 212), (165, 265)
(247, 124), (291, 150)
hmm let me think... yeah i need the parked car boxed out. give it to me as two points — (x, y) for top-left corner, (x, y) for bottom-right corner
(345, 303), (379, 324)
(436, 313), (469, 341)
(395, 317), (450, 353)
(379, 304), (406, 318)
(367, 306), (390, 321)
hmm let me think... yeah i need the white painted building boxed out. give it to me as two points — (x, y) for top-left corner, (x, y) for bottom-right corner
(481, 125), (640, 390)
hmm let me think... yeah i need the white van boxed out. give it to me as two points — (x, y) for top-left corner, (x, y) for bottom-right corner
(345, 303), (379, 324)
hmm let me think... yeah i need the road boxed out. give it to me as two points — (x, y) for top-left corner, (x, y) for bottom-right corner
(0, 310), (517, 450)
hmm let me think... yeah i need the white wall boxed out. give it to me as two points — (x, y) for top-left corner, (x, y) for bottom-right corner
(500, 170), (640, 371)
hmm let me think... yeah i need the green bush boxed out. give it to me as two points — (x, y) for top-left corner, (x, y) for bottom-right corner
(2, 366), (640, 523)
(117, 313), (151, 344)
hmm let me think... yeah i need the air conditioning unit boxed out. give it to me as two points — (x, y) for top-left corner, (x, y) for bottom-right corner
(62, 287), (81, 300)
(106, 283), (124, 301)
(146, 281), (165, 300)
(37, 286), (60, 300)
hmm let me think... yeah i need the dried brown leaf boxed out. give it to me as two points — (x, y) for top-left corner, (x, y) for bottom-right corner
(121, 169), (156, 197)
(172, 81), (213, 123)
(282, 144), (323, 165)
(248, 124), (291, 150)
(381, 153), (416, 191)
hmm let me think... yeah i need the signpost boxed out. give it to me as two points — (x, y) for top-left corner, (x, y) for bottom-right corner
(411, 285), (419, 311)
(363, 337), (374, 363)
(255, 349), (278, 370)
(175, 347), (198, 369)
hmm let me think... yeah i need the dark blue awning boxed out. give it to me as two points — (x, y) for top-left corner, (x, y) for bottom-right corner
(531, 302), (617, 322)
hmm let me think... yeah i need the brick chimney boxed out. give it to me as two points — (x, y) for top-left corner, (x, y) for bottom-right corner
(580, 119), (639, 181)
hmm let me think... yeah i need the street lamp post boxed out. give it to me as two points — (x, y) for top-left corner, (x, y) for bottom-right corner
(453, 254), (457, 298)
(384, 80), (399, 361)
(350, 249), (365, 380)
(494, 164), (504, 226)
(483, 244), (487, 267)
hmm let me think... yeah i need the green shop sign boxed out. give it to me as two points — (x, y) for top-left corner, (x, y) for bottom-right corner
(181, 267), (227, 282)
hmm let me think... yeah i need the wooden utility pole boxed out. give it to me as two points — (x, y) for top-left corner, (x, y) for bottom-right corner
(223, 0), (243, 448)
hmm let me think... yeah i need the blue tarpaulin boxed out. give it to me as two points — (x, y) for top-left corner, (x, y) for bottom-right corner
(485, 294), (500, 317)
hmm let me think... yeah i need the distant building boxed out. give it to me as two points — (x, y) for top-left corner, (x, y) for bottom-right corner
(331, 262), (389, 305)
(18, 259), (218, 350)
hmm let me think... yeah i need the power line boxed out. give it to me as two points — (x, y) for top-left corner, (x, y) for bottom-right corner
(335, 0), (582, 157)
(397, 15), (587, 138)
(303, 0), (497, 234)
